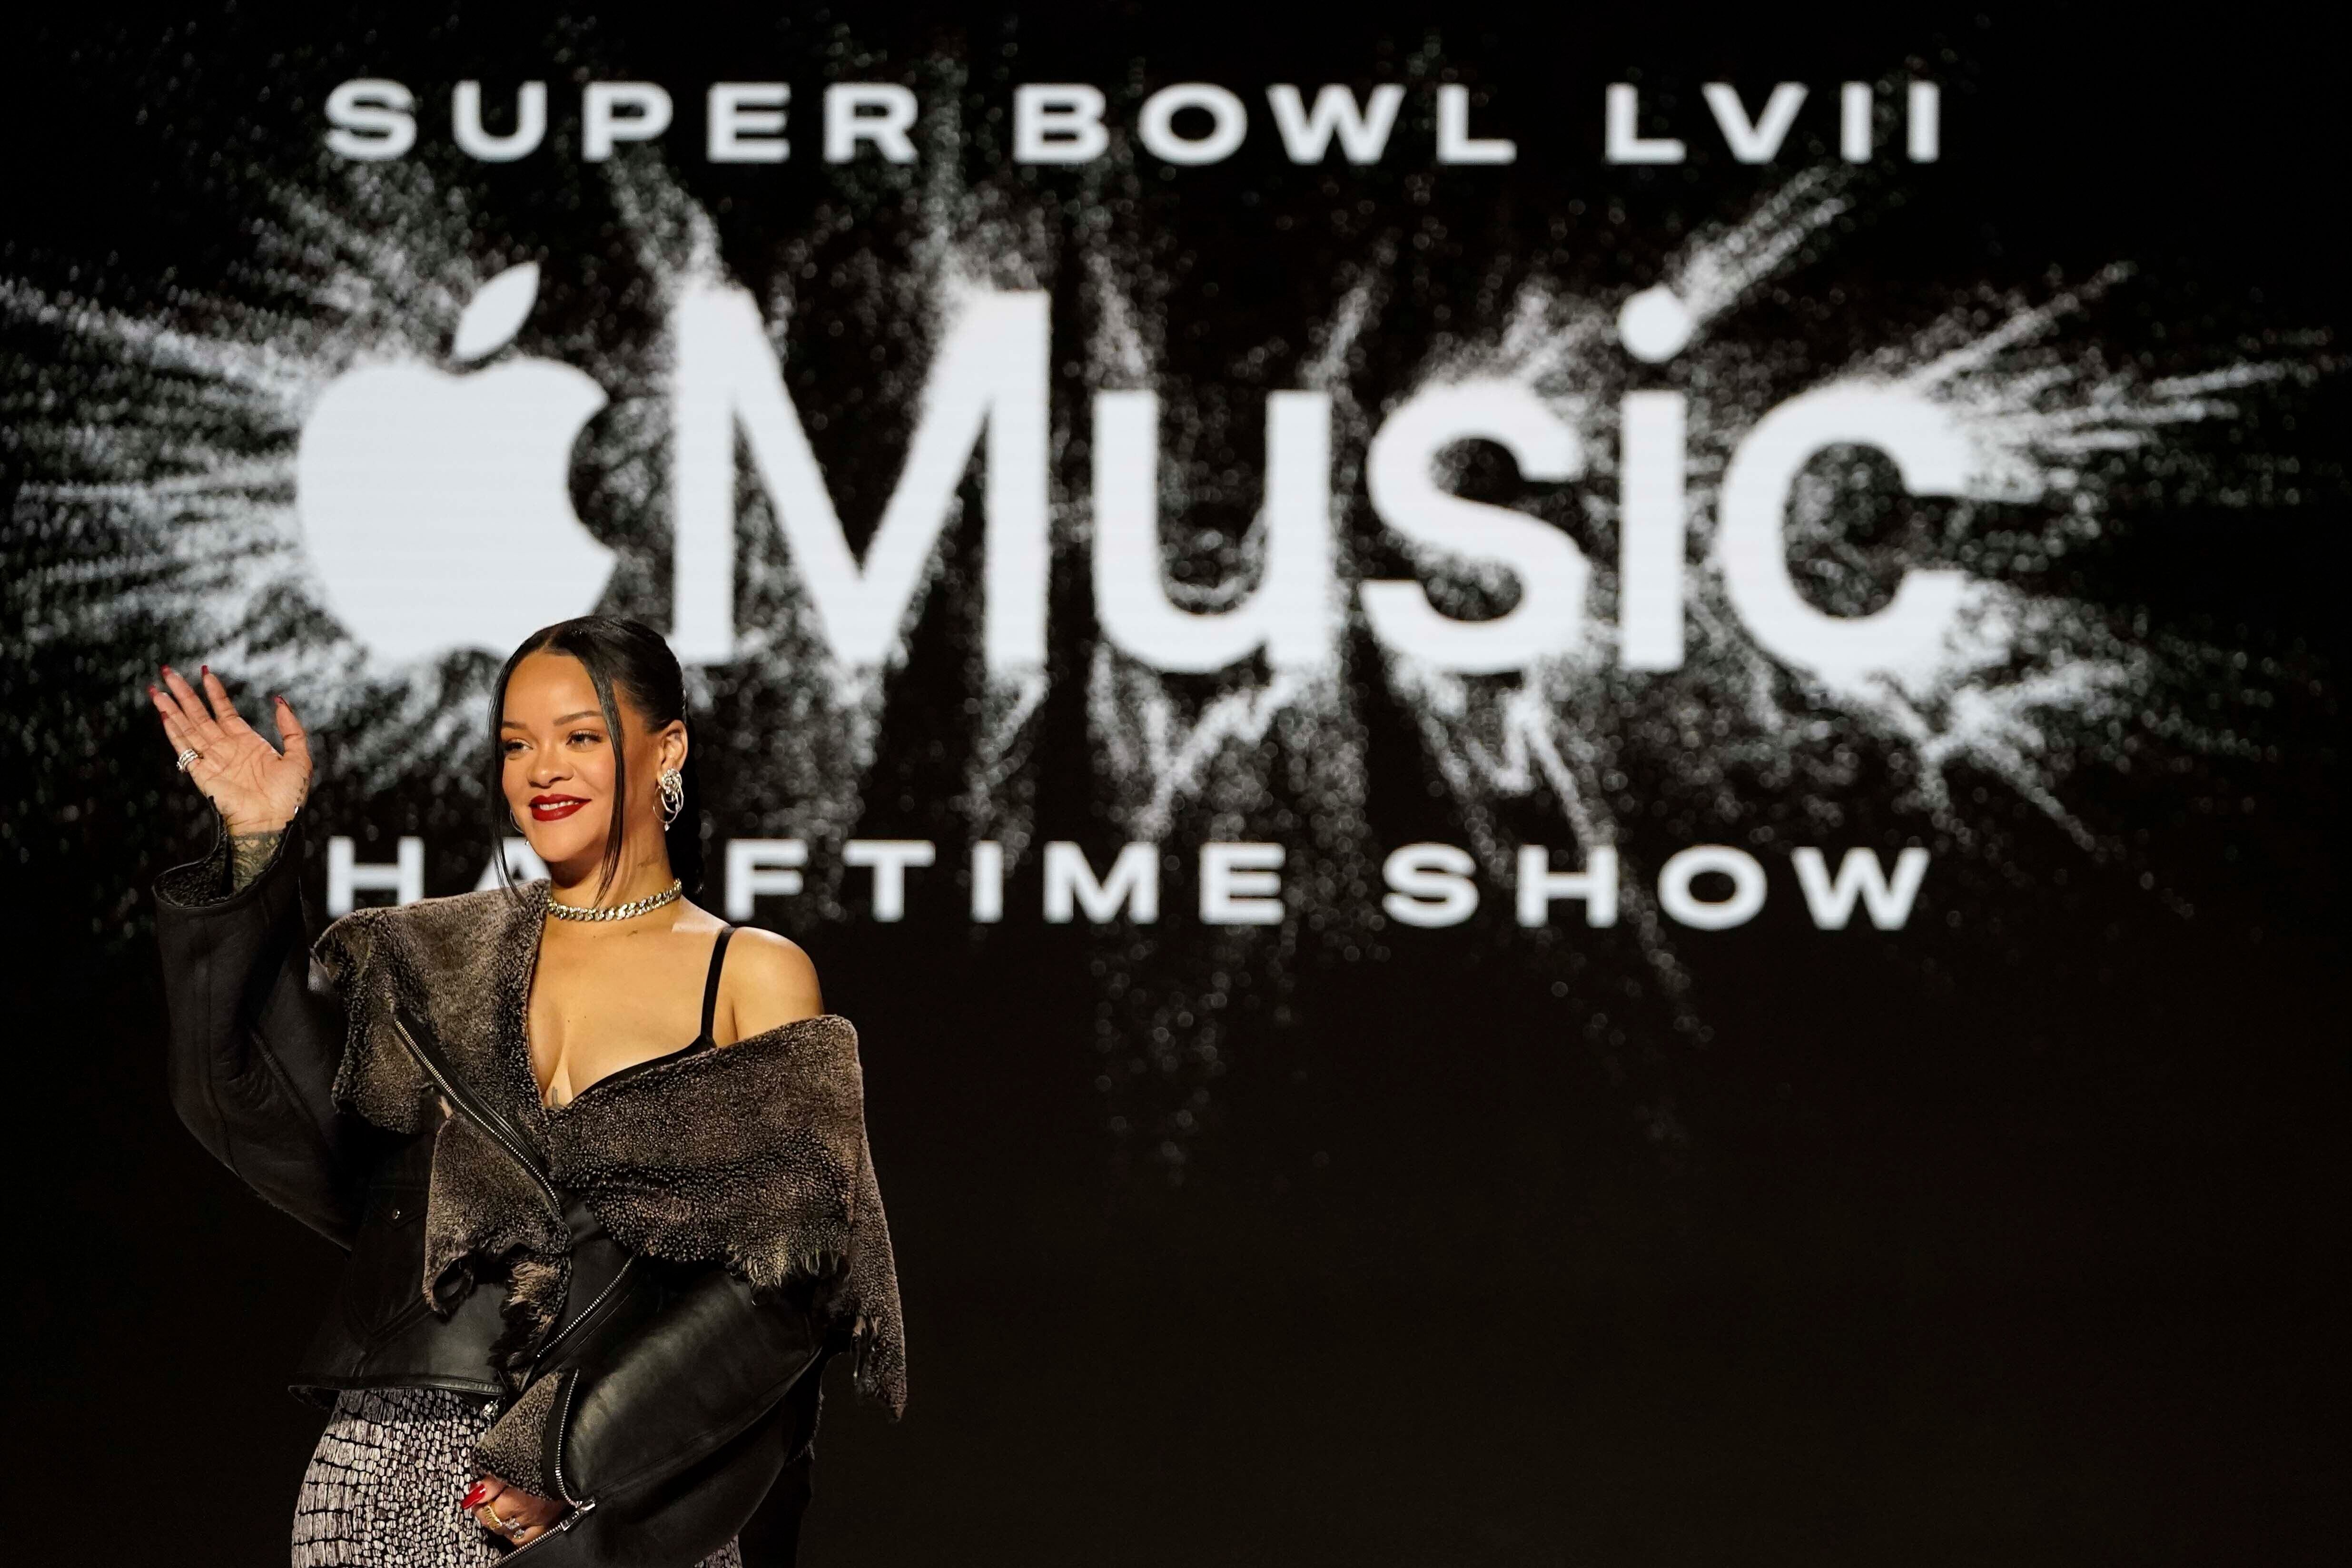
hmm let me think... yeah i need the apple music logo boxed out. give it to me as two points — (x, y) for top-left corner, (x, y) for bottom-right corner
(289, 256), (1979, 694)
(4, 129), (2290, 991)
(294, 262), (614, 661)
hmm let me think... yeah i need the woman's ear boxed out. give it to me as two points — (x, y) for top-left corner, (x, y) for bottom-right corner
(658, 720), (689, 774)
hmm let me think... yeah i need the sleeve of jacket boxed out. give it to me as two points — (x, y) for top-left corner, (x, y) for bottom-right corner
(154, 819), (367, 1247)
(472, 1269), (828, 1555)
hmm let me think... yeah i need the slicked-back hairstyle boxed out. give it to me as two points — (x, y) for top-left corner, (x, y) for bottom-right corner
(490, 616), (703, 902)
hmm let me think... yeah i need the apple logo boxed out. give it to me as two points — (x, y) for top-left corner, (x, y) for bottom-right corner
(295, 262), (614, 662)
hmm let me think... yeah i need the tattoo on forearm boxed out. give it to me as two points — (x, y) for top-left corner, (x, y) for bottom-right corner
(229, 829), (285, 891)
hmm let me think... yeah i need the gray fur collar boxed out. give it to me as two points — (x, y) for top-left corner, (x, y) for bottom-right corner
(313, 884), (906, 1418)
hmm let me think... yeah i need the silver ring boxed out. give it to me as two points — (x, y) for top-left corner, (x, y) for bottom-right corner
(174, 748), (201, 772)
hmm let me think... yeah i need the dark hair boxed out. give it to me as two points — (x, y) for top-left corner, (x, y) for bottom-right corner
(490, 616), (703, 900)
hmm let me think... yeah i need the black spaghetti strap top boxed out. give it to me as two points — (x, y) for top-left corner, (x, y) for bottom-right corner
(696, 925), (736, 1045)
(563, 927), (735, 1101)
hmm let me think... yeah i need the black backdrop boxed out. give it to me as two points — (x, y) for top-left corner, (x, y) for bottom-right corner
(2, 5), (2342, 1565)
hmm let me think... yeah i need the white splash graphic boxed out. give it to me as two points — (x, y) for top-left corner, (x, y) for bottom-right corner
(1, 134), (2322, 1173)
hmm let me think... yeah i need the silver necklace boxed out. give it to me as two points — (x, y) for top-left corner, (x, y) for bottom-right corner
(546, 878), (684, 922)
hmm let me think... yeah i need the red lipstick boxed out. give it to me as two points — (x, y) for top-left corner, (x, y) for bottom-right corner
(529, 794), (588, 822)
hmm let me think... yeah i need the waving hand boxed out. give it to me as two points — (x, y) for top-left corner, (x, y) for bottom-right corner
(148, 665), (312, 836)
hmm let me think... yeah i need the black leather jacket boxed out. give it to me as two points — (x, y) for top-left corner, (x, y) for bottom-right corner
(154, 825), (826, 1565)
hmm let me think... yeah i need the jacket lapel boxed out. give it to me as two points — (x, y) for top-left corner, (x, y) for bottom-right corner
(491, 881), (553, 1140)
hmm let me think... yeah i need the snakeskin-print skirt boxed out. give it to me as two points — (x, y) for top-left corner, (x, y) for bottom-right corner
(292, 1386), (743, 1567)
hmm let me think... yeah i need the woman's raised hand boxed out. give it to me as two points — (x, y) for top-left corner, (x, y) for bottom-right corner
(148, 665), (312, 835)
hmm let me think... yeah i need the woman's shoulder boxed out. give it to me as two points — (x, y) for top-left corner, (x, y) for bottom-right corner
(722, 923), (814, 965)
(716, 926), (824, 1043)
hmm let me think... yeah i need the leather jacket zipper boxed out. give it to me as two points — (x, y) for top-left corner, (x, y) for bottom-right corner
(388, 1016), (562, 1216)
(550, 1370), (592, 1509)
(531, 1255), (637, 1373)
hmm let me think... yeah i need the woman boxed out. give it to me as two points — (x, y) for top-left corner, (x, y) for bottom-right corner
(148, 616), (904, 1565)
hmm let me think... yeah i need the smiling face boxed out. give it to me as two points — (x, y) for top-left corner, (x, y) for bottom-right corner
(499, 650), (686, 886)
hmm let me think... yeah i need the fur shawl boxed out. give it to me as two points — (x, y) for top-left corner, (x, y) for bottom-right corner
(312, 884), (906, 1419)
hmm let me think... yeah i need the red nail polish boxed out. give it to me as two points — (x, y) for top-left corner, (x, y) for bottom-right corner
(461, 1482), (489, 1509)
(200, 664), (209, 675)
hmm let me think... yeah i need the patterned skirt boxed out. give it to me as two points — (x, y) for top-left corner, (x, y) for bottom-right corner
(292, 1386), (742, 1567)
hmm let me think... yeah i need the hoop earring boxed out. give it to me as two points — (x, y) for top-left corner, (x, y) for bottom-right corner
(657, 766), (685, 827)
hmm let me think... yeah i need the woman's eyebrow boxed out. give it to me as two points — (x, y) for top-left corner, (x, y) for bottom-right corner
(499, 710), (606, 728)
